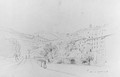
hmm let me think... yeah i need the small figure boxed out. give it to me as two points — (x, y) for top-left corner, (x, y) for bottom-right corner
(40, 59), (47, 69)
(35, 57), (47, 69)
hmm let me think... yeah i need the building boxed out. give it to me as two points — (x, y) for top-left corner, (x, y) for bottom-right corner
(68, 25), (108, 66)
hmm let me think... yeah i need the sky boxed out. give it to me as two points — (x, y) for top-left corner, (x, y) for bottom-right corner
(0, 0), (120, 34)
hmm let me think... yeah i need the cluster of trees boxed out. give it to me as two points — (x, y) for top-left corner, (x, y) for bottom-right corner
(30, 38), (95, 66)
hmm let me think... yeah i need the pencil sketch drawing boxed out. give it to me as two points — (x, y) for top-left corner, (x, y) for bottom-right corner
(0, 0), (119, 77)
(0, 26), (111, 77)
